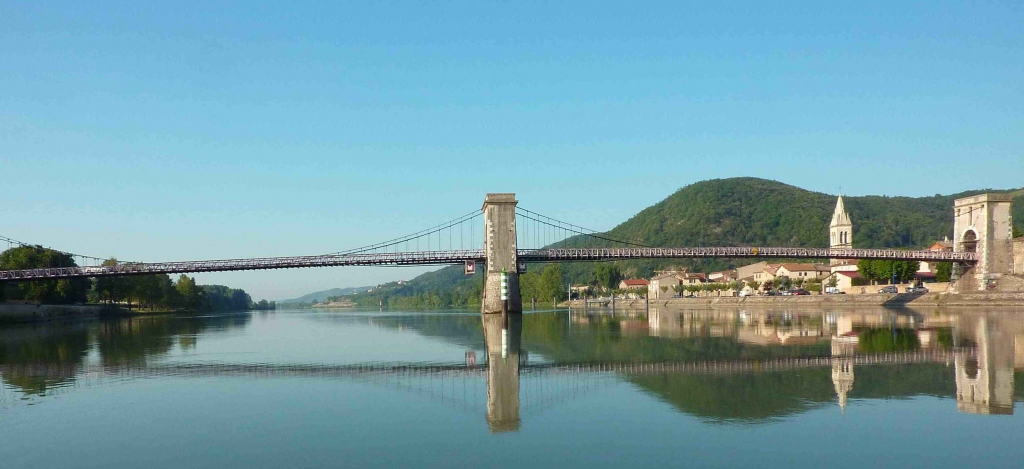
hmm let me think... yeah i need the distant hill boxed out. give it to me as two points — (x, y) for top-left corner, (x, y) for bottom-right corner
(278, 286), (373, 304)
(350, 177), (1024, 306)
(609, 177), (1021, 249)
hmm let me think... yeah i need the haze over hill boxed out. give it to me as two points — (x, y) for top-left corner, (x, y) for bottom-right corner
(310, 178), (1024, 307)
(278, 286), (374, 304)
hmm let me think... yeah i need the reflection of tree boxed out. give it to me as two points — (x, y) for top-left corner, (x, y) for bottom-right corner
(858, 328), (920, 353)
(0, 323), (90, 395)
(1, 314), (252, 394)
(523, 312), (831, 364)
(95, 314), (252, 367)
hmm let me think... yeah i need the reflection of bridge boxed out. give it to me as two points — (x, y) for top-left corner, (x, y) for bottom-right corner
(1, 193), (989, 310)
(0, 348), (971, 381)
(3, 309), (1017, 431)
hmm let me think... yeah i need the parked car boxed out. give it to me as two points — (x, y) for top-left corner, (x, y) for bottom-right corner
(878, 285), (898, 294)
(905, 286), (929, 294)
(824, 286), (845, 294)
(739, 290), (752, 297)
(788, 289), (810, 296)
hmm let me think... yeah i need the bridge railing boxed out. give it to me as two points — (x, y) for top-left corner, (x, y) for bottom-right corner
(0, 245), (978, 281)
(0, 249), (487, 280)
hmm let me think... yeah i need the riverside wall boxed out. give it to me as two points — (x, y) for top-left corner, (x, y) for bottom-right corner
(570, 292), (1024, 310)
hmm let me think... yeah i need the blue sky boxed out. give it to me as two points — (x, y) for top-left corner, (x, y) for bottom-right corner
(2, 1), (1022, 300)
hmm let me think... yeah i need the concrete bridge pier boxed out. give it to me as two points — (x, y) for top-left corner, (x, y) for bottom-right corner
(481, 193), (522, 314)
(482, 313), (522, 433)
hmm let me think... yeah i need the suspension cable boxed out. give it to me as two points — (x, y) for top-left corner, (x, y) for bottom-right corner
(515, 208), (650, 248)
(0, 234), (121, 265)
(327, 210), (482, 255)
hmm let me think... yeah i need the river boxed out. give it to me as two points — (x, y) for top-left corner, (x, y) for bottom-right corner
(2, 307), (1024, 468)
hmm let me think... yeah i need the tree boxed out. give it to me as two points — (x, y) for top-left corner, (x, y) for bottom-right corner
(0, 245), (89, 304)
(935, 262), (953, 283)
(858, 259), (920, 284)
(746, 280), (761, 291)
(538, 265), (567, 302)
(132, 274), (169, 311)
(594, 264), (622, 291)
(176, 274), (203, 310)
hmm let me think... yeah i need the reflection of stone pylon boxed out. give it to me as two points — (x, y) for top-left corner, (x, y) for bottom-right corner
(954, 316), (1014, 415)
(831, 337), (856, 412)
(482, 314), (522, 433)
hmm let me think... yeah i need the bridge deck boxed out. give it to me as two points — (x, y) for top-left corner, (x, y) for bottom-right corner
(0, 247), (975, 280)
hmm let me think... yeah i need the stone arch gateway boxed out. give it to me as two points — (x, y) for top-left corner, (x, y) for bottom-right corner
(952, 194), (1014, 290)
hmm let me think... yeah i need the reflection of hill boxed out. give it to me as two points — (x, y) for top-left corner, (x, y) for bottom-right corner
(629, 364), (959, 422)
(367, 311), (1007, 421)
(630, 369), (833, 421)
(0, 313), (252, 394)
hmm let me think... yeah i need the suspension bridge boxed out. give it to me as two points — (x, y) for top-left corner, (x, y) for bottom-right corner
(0, 193), (979, 311)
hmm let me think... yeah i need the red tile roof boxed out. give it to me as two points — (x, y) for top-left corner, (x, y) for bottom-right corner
(622, 279), (649, 286)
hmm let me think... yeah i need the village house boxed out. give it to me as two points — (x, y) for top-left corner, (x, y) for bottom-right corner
(833, 271), (862, 290)
(753, 264), (781, 286)
(775, 263), (831, 281)
(680, 272), (706, 286)
(736, 261), (768, 283)
(750, 263), (828, 290)
(708, 270), (737, 283)
(649, 272), (683, 299)
(918, 237), (953, 276)
(618, 279), (649, 291)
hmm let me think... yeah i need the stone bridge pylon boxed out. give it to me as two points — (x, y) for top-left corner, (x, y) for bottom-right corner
(481, 193), (522, 314)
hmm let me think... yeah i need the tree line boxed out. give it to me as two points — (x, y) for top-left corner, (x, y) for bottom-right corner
(0, 245), (275, 312)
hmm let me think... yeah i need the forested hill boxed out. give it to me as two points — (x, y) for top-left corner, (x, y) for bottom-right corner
(606, 177), (1023, 250)
(347, 178), (1023, 308)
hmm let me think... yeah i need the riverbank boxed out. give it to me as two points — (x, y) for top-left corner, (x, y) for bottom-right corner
(0, 303), (165, 324)
(568, 291), (1024, 309)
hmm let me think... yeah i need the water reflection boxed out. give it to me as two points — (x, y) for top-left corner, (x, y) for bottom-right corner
(482, 314), (521, 433)
(0, 314), (251, 395)
(1, 308), (1023, 432)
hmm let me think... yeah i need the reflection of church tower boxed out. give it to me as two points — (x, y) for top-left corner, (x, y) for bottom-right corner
(831, 337), (856, 412)
(482, 314), (522, 432)
(830, 195), (854, 271)
(954, 316), (1014, 415)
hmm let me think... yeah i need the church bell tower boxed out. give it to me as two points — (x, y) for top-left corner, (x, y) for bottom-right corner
(830, 195), (854, 271)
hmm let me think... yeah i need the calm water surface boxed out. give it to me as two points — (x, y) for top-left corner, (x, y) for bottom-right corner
(2, 307), (1024, 468)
